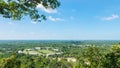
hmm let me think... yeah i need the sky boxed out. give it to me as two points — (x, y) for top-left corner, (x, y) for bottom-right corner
(0, 0), (120, 40)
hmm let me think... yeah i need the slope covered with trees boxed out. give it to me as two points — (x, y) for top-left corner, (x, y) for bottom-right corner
(0, 40), (120, 68)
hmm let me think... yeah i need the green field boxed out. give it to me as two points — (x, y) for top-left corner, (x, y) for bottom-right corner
(0, 52), (3, 55)
(38, 50), (54, 54)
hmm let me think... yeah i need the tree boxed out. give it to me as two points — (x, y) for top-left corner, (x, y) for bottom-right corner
(0, 55), (21, 68)
(0, 0), (60, 22)
(76, 46), (105, 68)
(104, 45), (120, 68)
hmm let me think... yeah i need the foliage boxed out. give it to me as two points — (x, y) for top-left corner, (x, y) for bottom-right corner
(0, 55), (21, 68)
(0, 0), (60, 21)
(104, 45), (120, 68)
(0, 40), (120, 68)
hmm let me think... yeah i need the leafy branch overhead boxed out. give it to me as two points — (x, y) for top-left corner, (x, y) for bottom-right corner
(0, 0), (60, 22)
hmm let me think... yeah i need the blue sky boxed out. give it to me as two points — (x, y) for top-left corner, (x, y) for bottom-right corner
(0, 0), (120, 40)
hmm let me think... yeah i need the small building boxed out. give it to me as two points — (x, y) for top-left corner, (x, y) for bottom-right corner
(53, 48), (59, 51)
(18, 50), (23, 54)
(35, 47), (41, 50)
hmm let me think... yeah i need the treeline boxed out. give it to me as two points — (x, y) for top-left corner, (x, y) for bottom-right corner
(0, 44), (120, 68)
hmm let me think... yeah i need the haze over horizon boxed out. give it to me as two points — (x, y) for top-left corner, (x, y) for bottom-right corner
(0, 0), (120, 40)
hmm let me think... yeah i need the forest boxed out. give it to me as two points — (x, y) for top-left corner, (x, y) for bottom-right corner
(0, 40), (120, 68)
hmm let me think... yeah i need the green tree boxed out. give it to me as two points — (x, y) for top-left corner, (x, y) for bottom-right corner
(104, 45), (120, 68)
(0, 0), (60, 21)
(0, 55), (21, 68)
(76, 46), (105, 68)
(49, 60), (70, 68)
(34, 56), (50, 68)
(20, 55), (35, 68)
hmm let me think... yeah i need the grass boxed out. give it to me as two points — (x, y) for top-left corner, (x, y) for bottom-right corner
(0, 52), (3, 55)
(39, 50), (54, 54)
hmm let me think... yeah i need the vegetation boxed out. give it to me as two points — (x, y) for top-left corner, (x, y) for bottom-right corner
(0, 0), (60, 21)
(0, 40), (120, 68)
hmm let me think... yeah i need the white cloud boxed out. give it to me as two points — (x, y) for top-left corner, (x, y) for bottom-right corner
(48, 16), (64, 22)
(37, 4), (57, 13)
(31, 21), (38, 24)
(102, 14), (119, 21)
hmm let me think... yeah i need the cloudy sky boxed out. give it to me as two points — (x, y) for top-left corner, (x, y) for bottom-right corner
(0, 0), (120, 40)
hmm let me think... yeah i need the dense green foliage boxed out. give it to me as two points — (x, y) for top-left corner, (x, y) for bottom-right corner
(0, 0), (60, 21)
(0, 40), (120, 68)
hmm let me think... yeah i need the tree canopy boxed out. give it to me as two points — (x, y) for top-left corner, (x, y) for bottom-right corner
(0, 0), (60, 21)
